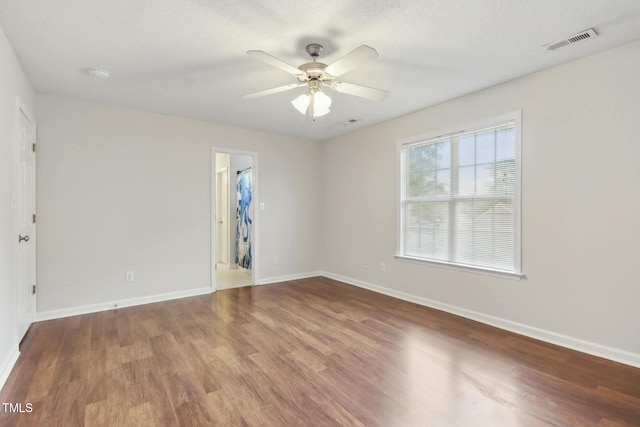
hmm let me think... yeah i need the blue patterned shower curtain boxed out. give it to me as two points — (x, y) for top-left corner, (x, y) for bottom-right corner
(235, 169), (252, 269)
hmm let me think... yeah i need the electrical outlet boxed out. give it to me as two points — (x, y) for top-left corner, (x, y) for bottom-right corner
(260, 202), (265, 211)
(125, 271), (135, 282)
(365, 261), (370, 270)
(273, 256), (279, 265)
(379, 263), (386, 273)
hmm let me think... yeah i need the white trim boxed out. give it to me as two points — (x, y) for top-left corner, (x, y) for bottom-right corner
(397, 111), (523, 146)
(210, 150), (217, 290)
(513, 110), (523, 275)
(0, 345), (20, 391)
(35, 271), (320, 322)
(395, 255), (525, 280)
(320, 271), (640, 369)
(15, 97), (36, 126)
(36, 287), (212, 322)
(395, 136), (404, 256)
(257, 271), (323, 285)
(216, 166), (231, 266)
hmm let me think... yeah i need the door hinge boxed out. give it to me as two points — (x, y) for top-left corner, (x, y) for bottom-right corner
(32, 213), (36, 224)
(32, 143), (36, 153)
(32, 285), (36, 295)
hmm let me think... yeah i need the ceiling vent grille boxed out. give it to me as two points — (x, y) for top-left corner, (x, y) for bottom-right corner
(546, 28), (598, 51)
(340, 118), (361, 126)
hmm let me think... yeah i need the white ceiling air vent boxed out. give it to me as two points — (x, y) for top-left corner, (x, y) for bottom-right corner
(546, 28), (598, 51)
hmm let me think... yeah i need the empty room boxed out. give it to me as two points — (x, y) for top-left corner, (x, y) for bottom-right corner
(1, 0), (640, 425)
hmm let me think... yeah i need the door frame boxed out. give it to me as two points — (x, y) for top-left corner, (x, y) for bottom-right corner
(211, 147), (259, 292)
(14, 98), (37, 341)
(215, 166), (230, 266)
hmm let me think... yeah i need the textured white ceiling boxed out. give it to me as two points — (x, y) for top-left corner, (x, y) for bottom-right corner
(1, 0), (639, 140)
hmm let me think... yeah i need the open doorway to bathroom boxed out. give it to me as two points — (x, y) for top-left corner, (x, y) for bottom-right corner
(212, 149), (257, 290)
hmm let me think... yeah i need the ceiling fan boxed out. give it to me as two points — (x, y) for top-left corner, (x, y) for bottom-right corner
(244, 43), (389, 119)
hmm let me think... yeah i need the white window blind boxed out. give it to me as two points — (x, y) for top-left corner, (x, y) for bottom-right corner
(399, 115), (521, 274)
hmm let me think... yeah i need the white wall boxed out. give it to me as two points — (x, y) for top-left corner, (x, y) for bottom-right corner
(0, 24), (36, 387)
(321, 40), (640, 364)
(36, 94), (322, 315)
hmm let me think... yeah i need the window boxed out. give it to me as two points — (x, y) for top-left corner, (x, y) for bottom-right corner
(398, 112), (522, 276)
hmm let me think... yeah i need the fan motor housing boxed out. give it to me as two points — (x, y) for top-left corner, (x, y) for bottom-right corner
(297, 62), (329, 81)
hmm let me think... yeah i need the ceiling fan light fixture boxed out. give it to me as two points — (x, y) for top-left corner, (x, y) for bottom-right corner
(311, 91), (331, 117)
(291, 90), (331, 118)
(291, 93), (311, 115)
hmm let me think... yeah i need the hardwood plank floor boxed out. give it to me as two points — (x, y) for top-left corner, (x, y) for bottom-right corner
(1, 277), (639, 426)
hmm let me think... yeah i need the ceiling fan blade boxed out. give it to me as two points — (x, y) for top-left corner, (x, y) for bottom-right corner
(328, 81), (389, 101)
(324, 45), (379, 77)
(243, 83), (305, 99)
(247, 50), (303, 76)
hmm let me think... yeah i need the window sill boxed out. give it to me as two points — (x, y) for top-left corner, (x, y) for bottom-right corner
(394, 255), (526, 280)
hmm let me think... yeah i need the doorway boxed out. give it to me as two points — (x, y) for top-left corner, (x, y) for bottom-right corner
(215, 166), (229, 265)
(15, 102), (37, 341)
(212, 148), (258, 290)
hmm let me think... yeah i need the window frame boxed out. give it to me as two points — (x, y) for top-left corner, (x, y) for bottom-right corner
(396, 111), (524, 280)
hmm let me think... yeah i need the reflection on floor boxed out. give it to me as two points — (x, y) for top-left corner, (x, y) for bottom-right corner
(216, 263), (253, 290)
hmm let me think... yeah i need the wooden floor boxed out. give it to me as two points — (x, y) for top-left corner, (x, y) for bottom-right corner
(1, 277), (639, 426)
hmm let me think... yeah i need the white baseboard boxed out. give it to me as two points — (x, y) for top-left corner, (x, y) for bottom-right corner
(0, 345), (20, 391)
(36, 272), (322, 321)
(36, 287), (213, 322)
(257, 271), (323, 286)
(321, 271), (640, 369)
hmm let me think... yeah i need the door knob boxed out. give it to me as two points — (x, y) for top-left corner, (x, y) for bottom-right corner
(18, 235), (30, 243)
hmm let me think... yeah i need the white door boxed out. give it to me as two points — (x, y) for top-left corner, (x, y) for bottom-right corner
(216, 167), (229, 265)
(16, 106), (37, 341)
